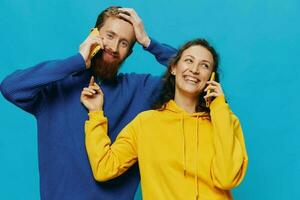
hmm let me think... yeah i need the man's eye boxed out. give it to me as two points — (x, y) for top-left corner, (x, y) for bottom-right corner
(202, 64), (209, 69)
(120, 41), (129, 48)
(106, 34), (113, 39)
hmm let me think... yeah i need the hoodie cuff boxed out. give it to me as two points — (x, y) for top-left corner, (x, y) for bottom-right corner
(210, 95), (228, 111)
(88, 111), (107, 122)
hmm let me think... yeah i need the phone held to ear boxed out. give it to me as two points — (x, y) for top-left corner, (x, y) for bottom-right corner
(90, 28), (101, 58)
(205, 72), (215, 107)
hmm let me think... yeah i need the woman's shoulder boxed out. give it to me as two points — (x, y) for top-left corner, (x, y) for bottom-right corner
(134, 109), (161, 123)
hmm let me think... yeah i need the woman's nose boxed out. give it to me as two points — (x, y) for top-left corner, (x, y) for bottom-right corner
(190, 64), (199, 74)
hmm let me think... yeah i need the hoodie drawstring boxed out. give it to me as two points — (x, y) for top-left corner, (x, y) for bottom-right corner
(195, 116), (199, 200)
(181, 115), (187, 176)
(181, 114), (200, 200)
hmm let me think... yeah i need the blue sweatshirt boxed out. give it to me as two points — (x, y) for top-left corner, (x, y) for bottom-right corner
(0, 39), (177, 200)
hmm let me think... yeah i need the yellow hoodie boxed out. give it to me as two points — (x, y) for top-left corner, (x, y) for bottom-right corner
(85, 95), (248, 200)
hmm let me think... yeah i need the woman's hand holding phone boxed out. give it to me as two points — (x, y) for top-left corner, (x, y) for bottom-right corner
(204, 72), (224, 107)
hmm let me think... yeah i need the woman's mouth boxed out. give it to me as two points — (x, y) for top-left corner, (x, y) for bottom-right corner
(183, 75), (200, 84)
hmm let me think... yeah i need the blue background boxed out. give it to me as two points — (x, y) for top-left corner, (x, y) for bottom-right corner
(0, 0), (299, 199)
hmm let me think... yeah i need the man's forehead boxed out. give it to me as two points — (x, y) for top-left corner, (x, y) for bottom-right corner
(101, 17), (135, 40)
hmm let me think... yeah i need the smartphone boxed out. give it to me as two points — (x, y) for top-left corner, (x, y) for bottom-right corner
(89, 28), (101, 58)
(205, 72), (216, 107)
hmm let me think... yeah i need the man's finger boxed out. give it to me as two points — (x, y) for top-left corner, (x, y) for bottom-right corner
(118, 8), (140, 23)
(118, 8), (134, 14)
(118, 13), (133, 24)
(95, 36), (105, 47)
(89, 38), (104, 50)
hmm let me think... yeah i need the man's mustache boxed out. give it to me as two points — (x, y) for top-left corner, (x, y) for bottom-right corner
(100, 48), (120, 59)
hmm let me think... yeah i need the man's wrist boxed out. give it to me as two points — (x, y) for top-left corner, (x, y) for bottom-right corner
(141, 37), (151, 48)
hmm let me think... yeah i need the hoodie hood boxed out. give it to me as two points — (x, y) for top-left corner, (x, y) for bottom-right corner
(164, 100), (209, 117)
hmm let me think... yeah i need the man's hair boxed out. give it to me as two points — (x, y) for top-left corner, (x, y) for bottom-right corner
(95, 6), (123, 29)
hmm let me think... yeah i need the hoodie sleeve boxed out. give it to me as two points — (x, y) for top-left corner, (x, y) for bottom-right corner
(144, 37), (177, 66)
(209, 95), (248, 190)
(85, 111), (138, 182)
(0, 53), (86, 115)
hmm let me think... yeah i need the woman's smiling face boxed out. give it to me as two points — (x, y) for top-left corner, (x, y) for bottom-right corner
(172, 45), (214, 98)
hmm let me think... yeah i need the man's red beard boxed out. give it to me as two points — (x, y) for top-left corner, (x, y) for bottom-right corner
(91, 50), (125, 81)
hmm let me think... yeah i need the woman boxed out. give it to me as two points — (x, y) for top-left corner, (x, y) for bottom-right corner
(81, 39), (248, 200)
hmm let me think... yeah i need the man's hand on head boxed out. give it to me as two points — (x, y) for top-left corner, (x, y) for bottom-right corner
(117, 8), (151, 48)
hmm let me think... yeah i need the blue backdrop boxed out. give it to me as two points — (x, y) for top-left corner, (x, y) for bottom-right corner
(0, 0), (299, 199)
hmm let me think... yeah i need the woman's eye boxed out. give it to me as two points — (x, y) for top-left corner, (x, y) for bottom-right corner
(184, 59), (193, 64)
(200, 63), (209, 69)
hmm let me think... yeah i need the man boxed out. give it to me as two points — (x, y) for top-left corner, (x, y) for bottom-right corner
(0, 6), (176, 200)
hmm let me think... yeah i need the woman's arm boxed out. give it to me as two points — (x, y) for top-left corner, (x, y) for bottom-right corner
(210, 95), (248, 190)
(81, 77), (139, 181)
(85, 111), (138, 182)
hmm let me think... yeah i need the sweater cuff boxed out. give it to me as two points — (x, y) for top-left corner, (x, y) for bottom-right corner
(143, 37), (155, 51)
(210, 95), (228, 111)
(88, 111), (107, 122)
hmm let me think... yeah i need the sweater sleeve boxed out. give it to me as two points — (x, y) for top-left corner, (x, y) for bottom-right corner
(209, 95), (248, 190)
(144, 37), (177, 66)
(0, 53), (86, 115)
(85, 111), (138, 182)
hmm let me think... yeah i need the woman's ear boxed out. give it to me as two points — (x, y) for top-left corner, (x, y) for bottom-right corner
(170, 64), (176, 75)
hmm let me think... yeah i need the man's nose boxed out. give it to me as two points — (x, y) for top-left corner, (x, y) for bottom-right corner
(107, 39), (119, 53)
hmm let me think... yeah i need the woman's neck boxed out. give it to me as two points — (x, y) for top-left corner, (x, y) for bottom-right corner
(174, 92), (198, 114)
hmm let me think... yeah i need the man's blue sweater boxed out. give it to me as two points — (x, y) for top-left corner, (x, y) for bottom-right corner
(0, 39), (177, 200)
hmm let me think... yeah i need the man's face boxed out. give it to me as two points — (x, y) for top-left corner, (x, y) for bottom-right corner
(99, 17), (136, 62)
(91, 17), (136, 80)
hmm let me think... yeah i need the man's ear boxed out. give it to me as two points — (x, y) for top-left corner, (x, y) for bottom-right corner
(126, 48), (133, 58)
